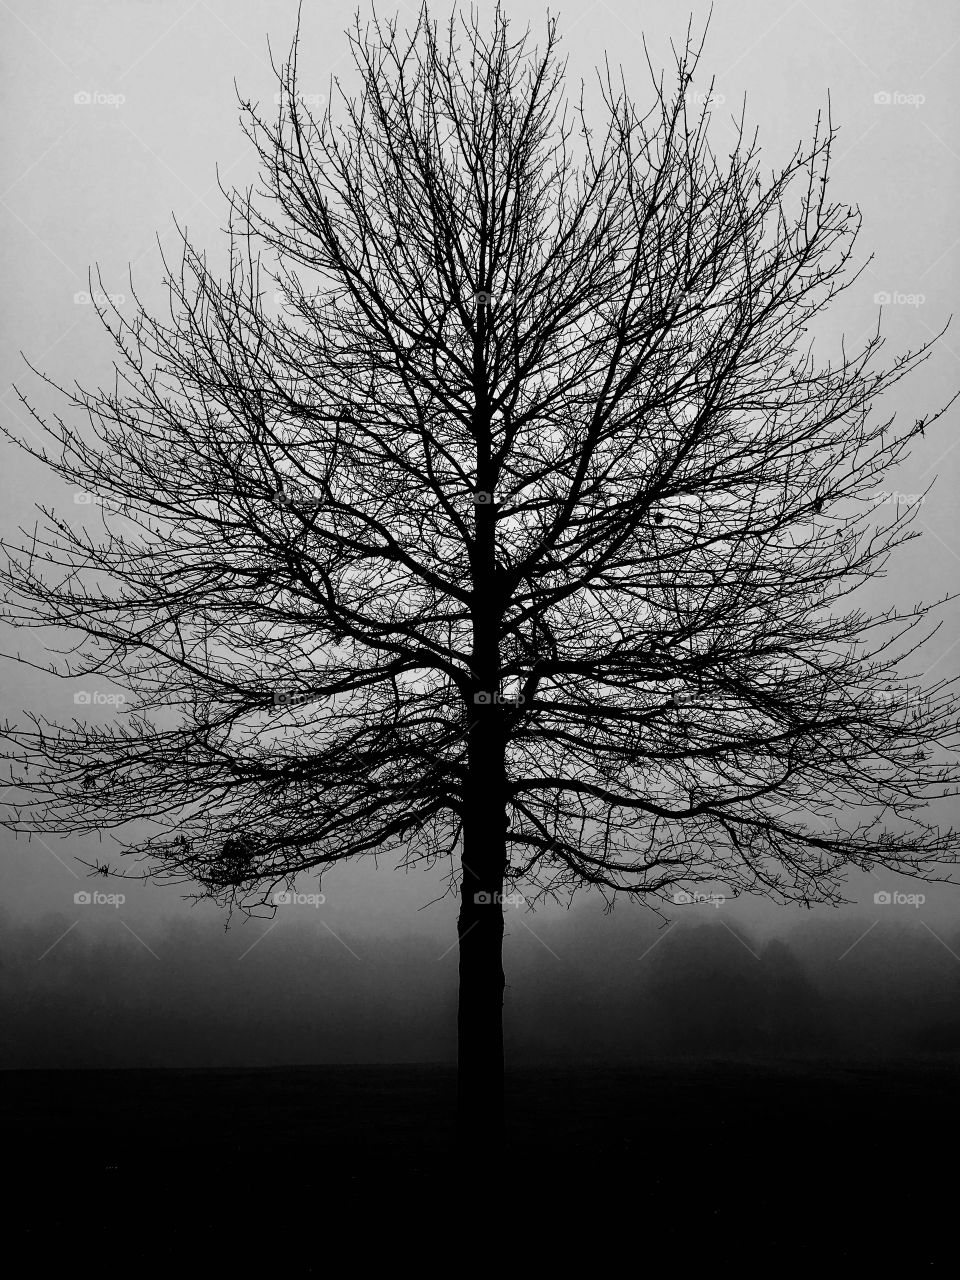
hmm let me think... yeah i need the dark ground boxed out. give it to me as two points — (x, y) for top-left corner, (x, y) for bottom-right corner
(4, 1058), (957, 1268)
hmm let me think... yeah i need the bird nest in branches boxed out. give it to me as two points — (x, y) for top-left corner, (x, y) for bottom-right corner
(205, 835), (262, 888)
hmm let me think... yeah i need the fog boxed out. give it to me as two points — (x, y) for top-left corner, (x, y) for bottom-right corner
(5, 874), (960, 1067)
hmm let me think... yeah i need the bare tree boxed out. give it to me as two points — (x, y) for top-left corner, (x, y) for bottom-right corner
(3, 3), (959, 1165)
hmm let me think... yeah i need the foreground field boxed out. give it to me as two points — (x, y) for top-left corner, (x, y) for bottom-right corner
(5, 1058), (956, 1266)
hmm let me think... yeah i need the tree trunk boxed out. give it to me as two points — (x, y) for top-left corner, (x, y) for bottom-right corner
(458, 467), (507, 1163)
(459, 307), (507, 1166)
(457, 771), (506, 1163)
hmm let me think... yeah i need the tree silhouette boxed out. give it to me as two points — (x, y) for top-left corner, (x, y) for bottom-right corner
(3, 3), (960, 1167)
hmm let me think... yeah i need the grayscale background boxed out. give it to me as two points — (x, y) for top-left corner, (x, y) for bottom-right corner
(2, 0), (959, 1068)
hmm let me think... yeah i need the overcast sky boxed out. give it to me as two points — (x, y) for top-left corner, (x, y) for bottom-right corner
(1, 0), (959, 1065)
